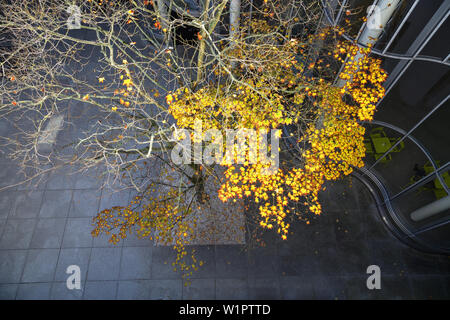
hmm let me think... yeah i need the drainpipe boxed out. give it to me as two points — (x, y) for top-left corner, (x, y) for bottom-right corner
(230, 0), (241, 70)
(336, 0), (402, 87)
(410, 196), (450, 222)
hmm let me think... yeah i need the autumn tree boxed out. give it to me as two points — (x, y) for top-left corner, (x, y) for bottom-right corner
(0, 0), (386, 277)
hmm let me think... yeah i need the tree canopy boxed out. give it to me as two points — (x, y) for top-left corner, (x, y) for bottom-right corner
(0, 0), (387, 277)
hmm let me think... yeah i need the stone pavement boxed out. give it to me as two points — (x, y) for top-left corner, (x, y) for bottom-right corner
(0, 155), (449, 299)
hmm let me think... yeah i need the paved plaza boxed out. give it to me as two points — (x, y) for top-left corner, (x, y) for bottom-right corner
(0, 157), (449, 299)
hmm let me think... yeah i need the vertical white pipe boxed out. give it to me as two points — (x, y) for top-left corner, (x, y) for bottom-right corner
(156, 0), (169, 31)
(230, 0), (241, 41)
(337, 0), (401, 87)
(230, 0), (241, 69)
(359, 0), (402, 48)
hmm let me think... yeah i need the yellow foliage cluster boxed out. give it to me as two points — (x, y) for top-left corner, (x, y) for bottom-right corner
(92, 176), (202, 277)
(92, 23), (387, 272)
(334, 43), (387, 121)
(168, 38), (306, 132)
(168, 28), (387, 240)
(168, 84), (288, 131)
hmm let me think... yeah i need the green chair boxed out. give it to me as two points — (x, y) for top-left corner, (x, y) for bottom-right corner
(369, 127), (393, 163)
(364, 127), (404, 164)
(364, 140), (374, 154)
(423, 161), (450, 200)
(389, 138), (405, 152)
(369, 127), (387, 139)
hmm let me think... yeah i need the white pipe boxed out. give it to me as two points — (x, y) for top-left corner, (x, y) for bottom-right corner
(230, 0), (241, 69)
(410, 196), (450, 222)
(360, 0), (402, 48)
(337, 0), (401, 87)
(230, 0), (241, 41)
(156, 0), (169, 31)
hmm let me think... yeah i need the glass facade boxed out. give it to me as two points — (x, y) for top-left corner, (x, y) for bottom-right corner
(348, 0), (450, 253)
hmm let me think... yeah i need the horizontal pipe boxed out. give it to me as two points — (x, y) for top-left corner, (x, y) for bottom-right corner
(411, 196), (450, 222)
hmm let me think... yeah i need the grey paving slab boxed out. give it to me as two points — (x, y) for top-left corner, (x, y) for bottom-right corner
(62, 218), (94, 248)
(120, 246), (152, 280)
(0, 219), (36, 249)
(183, 278), (215, 300)
(356, 181), (375, 207)
(215, 245), (248, 279)
(0, 250), (27, 283)
(16, 173), (48, 191)
(117, 279), (182, 300)
(151, 246), (183, 279)
(9, 191), (44, 219)
(335, 240), (373, 276)
(21, 249), (59, 283)
(123, 231), (153, 247)
(0, 284), (18, 299)
(30, 218), (66, 249)
(320, 180), (360, 212)
(50, 282), (84, 300)
(279, 276), (315, 299)
(280, 219), (334, 256)
(92, 189), (128, 247)
(0, 191), (14, 219)
(216, 278), (249, 300)
(0, 152), (12, 165)
(73, 167), (102, 190)
(410, 275), (449, 299)
(312, 246), (343, 277)
(366, 240), (409, 276)
(439, 256), (450, 275)
(87, 247), (122, 281)
(277, 244), (319, 277)
(312, 276), (346, 300)
(248, 246), (279, 278)
(54, 248), (91, 281)
(46, 168), (77, 190)
(0, 119), (14, 144)
(0, 219), (5, 239)
(342, 276), (375, 299)
(401, 248), (448, 275)
(39, 190), (73, 218)
(84, 281), (118, 300)
(69, 189), (101, 218)
(333, 210), (366, 243)
(16, 282), (52, 300)
(342, 274), (415, 300)
(99, 188), (131, 211)
(363, 203), (392, 241)
(307, 220), (339, 249)
(0, 164), (21, 188)
(373, 275), (415, 300)
(248, 278), (281, 300)
(189, 245), (215, 279)
(117, 280), (152, 300)
(92, 233), (124, 248)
